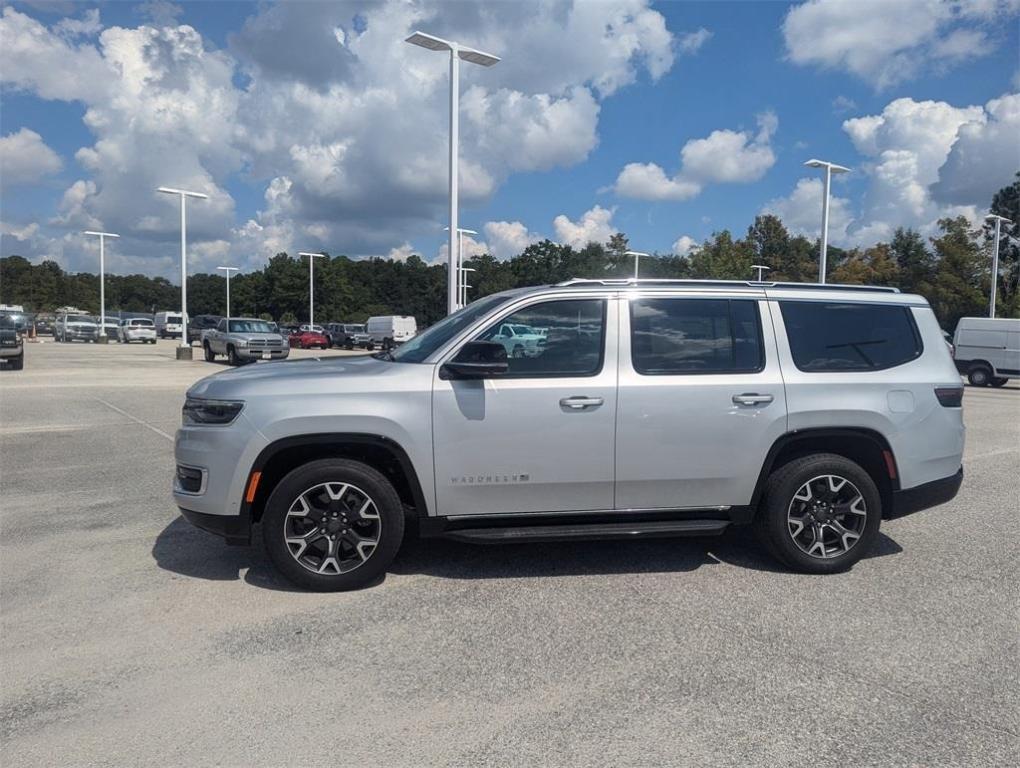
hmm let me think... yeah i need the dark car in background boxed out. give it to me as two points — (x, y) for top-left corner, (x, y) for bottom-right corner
(0, 313), (25, 370)
(325, 322), (370, 349)
(33, 314), (55, 336)
(189, 314), (224, 345)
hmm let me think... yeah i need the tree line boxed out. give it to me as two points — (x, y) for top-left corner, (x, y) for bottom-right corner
(2, 175), (1017, 332)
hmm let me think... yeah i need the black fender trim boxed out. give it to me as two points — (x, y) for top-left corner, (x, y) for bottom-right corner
(241, 433), (429, 526)
(889, 467), (963, 519)
(747, 427), (900, 518)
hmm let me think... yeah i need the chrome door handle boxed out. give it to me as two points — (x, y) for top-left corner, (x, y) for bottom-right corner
(732, 393), (774, 406)
(560, 396), (604, 410)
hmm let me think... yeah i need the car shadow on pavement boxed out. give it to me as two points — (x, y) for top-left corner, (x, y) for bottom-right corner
(152, 515), (904, 590)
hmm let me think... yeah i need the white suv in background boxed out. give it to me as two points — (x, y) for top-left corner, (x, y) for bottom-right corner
(174, 279), (964, 591)
(120, 318), (157, 344)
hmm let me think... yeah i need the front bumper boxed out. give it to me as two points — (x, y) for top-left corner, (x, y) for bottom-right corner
(179, 508), (251, 545)
(888, 467), (963, 519)
(236, 346), (289, 361)
(0, 344), (23, 358)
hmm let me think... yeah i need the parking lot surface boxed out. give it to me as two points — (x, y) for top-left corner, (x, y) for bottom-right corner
(1, 339), (1018, 767)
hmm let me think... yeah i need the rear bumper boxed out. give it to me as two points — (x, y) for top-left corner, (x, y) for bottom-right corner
(179, 508), (250, 545)
(889, 467), (963, 519)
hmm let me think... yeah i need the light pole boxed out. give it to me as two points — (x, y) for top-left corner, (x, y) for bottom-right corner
(804, 159), (850, 284)
(985, 214), (1013, 318)
(625, 251), (651, 279)
(444, 225), (478, 310)
(751, 264), (771, 282)
(83, 230), (119, 343)
(299, 252), (326, 328)
(216, 266), (239, 318)
(406, 31), (499, 316)
(157, 186), (208, 359)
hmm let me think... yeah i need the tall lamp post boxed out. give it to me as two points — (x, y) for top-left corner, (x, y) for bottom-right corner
(625, 250), (651, 279)
(216, 266), (239, 318)
(406, 31), (499, 316)
(157, 186), (208, 359)
(83, 230), (119, 343)
(444, 225), (478, 310)
(804, 159), (850, 284)
(985, 214), (1013, 318)
(298, 252), (326, 328)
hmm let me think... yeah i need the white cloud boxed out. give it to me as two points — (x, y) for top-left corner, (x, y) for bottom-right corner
(783, 0), (1020, 89)
(483, 220), (541, 259)
(671, 235), (700, 256)
(54, 8), (101, 38)
(762, 178), (854, 244)
(677, 28), (712, 55)
(553, 205), (616, 248)
(832, 95), (857, 115)
(388, 242), (416, 263)
(0, 128), (62, 184)
(613, 112), (777, 201)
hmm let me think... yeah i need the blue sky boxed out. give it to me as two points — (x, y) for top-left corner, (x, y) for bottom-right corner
(1, 0), (1018, 279)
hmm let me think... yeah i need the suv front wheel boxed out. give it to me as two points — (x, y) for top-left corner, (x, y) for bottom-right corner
(755, 453), (881, 574)
(262, 459), (405, 591)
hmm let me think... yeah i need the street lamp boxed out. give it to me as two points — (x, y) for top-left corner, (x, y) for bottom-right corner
(625, 251), (651, 279)
(82, 230), (119, 343)
(444, 225), (478, 310)
(216, 266), (239, 318)
(298, 252), (326, 328)
(804, 159), (850, 284)
(406, 30), (499, 316)
(751, 264), (771, 282)
(157, 186), (208, 359)
(985, 214), (1013, 318)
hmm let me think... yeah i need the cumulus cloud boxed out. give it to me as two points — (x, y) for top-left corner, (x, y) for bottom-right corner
(0, 1), (677, 276)
(762, 178), (854, 244)
(613, 112), (777, 201)
(0, 128), (62, 184)
(677, 28), (712, 55)
(783, 0), (1020, 89)
(671, 235), (700, 256)
(553, 205), (617, 248)
(483, 220), (542, 259)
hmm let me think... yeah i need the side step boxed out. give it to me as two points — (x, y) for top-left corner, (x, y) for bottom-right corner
(441, 519), (729, 544)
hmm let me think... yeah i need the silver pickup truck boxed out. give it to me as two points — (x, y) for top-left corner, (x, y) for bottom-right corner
(201, 317), (289, 366)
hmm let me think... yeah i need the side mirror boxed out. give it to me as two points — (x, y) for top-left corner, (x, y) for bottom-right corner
(441, 340), (509, 379)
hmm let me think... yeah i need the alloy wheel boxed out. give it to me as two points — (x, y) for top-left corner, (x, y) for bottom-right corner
(283, 482), (381, 575)
(786, 474), (867, 559)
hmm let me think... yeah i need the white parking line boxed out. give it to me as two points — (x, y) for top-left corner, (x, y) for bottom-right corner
(92, 397), (174, 442)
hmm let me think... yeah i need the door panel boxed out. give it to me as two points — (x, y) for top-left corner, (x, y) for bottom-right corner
(432, 297), (618, 516)
(615, 294), (788, 509)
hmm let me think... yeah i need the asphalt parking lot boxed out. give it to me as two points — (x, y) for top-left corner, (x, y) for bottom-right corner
(1, 339), (1018, 767)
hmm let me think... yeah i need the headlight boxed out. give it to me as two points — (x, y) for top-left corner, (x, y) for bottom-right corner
(182, 397), (244, 426)
(236, 339), (248, 348)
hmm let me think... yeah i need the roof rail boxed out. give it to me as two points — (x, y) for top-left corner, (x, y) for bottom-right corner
(554, 278), (900, 294)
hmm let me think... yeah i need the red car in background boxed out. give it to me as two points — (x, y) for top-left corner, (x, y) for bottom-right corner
(288, 330), (330, 349)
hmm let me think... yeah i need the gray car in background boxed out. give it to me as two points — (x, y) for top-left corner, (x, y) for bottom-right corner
(174, 279), (965, 591)
(201, 317), (289, 366)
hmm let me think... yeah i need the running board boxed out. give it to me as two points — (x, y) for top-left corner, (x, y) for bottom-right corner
(441, 519), (730, 544)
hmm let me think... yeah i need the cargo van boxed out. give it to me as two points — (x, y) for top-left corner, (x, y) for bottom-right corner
(953, 317), (1020, 386)
(154, 311), (185, 339)
(366, 315), (417, 350)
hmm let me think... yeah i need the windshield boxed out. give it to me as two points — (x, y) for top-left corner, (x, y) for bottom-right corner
(130, 319), (153, 326)
(67, 315), (93, 323)
(389, 294), (514, 364)
(166, 315), (182, 323)
(344, 325), (365, 333)
(0, 314), (16, 329)
(229, 320), (274, 333)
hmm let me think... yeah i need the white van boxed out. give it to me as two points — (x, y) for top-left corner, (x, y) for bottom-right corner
(366, 315), (417, 350)
(154, 311), (185, 339)
(953, 317), (1020, 386)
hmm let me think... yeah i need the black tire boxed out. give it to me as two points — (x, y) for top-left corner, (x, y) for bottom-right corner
(991, 377), (1009, 388)
(968, 365), (992, 387)
(366, 342), (375, 351)
(262, 459), (405, 591)
(203, 342), (215, 362)
(227, 345), (240, 366)
(754, 453), (881, 574)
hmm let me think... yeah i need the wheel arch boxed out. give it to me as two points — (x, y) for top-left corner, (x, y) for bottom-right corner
(750, 428), (899, 519)
(242, 433), (429, 527)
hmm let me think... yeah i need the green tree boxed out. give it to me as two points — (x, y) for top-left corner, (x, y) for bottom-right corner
(985, 172), (1020, 318)
(688, 230), (754, 280)
(928, 217), (987, 330)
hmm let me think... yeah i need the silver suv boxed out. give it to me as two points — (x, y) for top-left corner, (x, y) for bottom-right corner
(174, 279), (965, 591)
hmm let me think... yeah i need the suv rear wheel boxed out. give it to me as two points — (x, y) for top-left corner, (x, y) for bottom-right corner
(262, 459), (405, 591)
(967, 364), (992, 387)
(755, 453), (881, 574)
(203, 342), (215, 362)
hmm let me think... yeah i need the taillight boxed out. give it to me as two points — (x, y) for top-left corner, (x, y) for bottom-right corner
(934, 387), (963, 407)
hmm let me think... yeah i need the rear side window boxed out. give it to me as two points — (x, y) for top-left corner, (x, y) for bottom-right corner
(630, 298), (764, 375)
(780, 302), (922, 372)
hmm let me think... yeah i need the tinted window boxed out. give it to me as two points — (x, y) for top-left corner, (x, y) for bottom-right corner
(391, 294), (513, 363)
(630, 298), (763, 375)
(780, 302), (922, 372)
(475, 299), (605, 377)
(230, 320), (273, 333)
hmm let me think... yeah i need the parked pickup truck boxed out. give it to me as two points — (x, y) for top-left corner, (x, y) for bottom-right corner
(201, 317), (289, 366)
